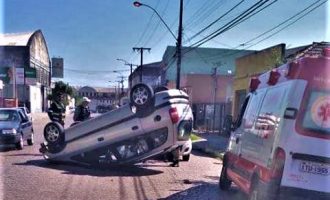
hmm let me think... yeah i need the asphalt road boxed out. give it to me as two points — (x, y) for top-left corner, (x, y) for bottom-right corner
(0, 113), (246, 200)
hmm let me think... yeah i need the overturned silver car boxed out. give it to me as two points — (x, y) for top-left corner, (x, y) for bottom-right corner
(40, 84), (193, 165)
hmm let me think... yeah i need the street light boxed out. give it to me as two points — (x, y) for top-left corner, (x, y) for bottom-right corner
(133, 1), (183, 89)
(109, 80), (121, 104)
(133, 2), (177, 40)
(112, 70), (125, 94)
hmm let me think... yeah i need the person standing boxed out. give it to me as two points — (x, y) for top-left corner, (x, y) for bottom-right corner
(73, 97), (91, 122)
(49, 94), (66, 126)
(170, 146), (180, 167)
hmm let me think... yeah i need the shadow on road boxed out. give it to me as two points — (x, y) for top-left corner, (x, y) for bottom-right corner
(0, 146), (17, 152)
(191, 150), (223, 161)
(160, 181), (246, 200)
(13, 159), (164, 177)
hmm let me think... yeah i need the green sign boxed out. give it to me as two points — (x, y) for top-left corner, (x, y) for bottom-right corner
(25, 67), (37, 78)
(0, 67), (12, 84)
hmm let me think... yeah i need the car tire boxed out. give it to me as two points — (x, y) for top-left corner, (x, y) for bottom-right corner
(27, 131), (34, 146)
(16, 134), (24, 150)
(44, 121), (65, 145)
(219, 165), (232, 190)
(249, 179), (262, 200)
(249, 177), (277, 200)
(182, 154), (190, 161)
(130, 83), (154, 109)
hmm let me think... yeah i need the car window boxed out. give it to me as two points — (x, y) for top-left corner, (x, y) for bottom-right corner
(243, 89), (266, 129)
(18, 110), (27, 122)
(0, 110), (19, 121)
(256, 85), (289, 132)
(235, 95), (250, 128)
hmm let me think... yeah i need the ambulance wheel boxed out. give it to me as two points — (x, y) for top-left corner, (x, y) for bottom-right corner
(44, 122), (65, 145)
(130, 83), (154, 109)
(249, 177), (277, 200)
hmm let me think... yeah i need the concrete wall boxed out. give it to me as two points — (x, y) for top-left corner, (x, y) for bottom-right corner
(29, 85), (42, 113)
(180, 74), (233, 104)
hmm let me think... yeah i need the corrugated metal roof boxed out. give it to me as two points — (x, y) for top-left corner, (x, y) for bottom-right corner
(0, 31), (35, 46)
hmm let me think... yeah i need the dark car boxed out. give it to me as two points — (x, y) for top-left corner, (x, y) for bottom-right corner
(0, 108), (34, 149)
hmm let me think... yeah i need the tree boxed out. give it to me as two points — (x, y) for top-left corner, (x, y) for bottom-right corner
(48, 81), (74, 106)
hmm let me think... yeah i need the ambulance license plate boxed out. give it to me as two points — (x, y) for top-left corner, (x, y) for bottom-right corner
(299, 161), (330, 176)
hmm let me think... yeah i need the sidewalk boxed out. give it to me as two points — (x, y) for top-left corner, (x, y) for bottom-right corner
(192, 131), (230, 159)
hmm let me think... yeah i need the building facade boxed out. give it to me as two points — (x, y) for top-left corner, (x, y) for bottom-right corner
(129, 61), (163, 89)
(162, 46), (252, 131)
(0, 30), (51, 112)
(233, 44), (286, 119)
(76, 86), (117, 113)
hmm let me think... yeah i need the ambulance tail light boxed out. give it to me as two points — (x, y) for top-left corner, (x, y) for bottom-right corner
(323, 47), (330, 58)
(286, 62), (299, 78)
(249, 77), (260, 92)
(268, 70), (281, 85)
(169, 107), (179, 124)
(271, 147), (286, 178)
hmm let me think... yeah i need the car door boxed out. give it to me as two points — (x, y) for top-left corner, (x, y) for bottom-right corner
(231, 89), (266, 186)
(18, 110), (31, 139)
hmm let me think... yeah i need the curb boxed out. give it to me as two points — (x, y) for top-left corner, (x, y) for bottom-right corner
(192, 140), (224, 159)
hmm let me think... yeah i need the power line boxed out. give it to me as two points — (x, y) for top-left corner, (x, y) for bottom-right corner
(187, 0), (245, 42)
(185, 0), (224, 30)
(189, 0), (271, 48)
(203, 0), (327, 61)
(184, 0), (276, 55)
(133, 0), (161, 47)
(64, 68), (130, 74)
(244, 0), (328, 50)
(184, 0), (218, 28)
(240, 0), (325, 47)
(143, 0), (170, 47)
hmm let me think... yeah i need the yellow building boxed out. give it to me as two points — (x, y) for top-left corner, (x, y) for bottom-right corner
(232, 44), (285, 119)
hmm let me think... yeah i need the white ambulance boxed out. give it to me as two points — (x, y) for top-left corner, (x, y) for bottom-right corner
(219, 44), (330, 200)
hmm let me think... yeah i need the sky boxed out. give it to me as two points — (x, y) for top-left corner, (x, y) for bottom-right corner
(1, 0), (329, 87)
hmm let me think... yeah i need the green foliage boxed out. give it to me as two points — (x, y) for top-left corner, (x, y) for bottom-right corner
(75, 96), (83, 106)
(190, 133), (202, 141)
(48, 81), (74, 106)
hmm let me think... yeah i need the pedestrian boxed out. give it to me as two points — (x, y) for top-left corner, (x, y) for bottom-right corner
(49, 93), (66, 126)
(170, 146), (180, 167)
(73, 97), (91, 122)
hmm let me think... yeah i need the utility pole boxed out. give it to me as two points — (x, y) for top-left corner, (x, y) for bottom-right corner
(176, 0), (183, 89)
(117, 76), (125, 95)
(133, 47), (151, 83)
(212, 67), (218, 133)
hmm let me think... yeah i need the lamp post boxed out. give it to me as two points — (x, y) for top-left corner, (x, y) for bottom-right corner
(109, 80), (121, 104)
(112, 70), (125, 94)
(133, 0), (183, 89)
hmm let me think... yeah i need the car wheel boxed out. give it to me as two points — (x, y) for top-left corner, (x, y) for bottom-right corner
(44, 122), (65, 145)
(182, 154), (190, 161)
(27, 132), (34, 146)
(219, 165), (232, 190)
(249, 177), (277, 200)
(249, 180), (262, 200)
(130, 83), (154, 109)
(16, 134), (24, 150)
